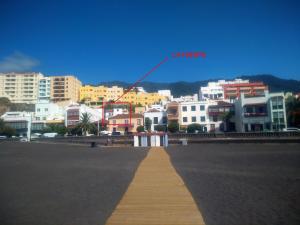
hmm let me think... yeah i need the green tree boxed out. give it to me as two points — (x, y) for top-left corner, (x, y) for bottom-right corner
(154, 125), (167, 132)
(42, 124), (67, 136)
(187, 123), (204, 133)
(79, 112), (93, 136)
(89, 124), (98, 135)
(168, 121), (179, 133)
(0, 119), (16, 137)
(136, 125), (145, 132)
(145, 117), (152, 131)
(68, 124), (82, 136)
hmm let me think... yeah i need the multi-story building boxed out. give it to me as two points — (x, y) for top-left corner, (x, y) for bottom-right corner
(207, 101), (235, 132)
(158, 90), (172, 100)
(1, 111), (33, 137)
(199, 79), (249, 101)
(172, 94), (198, 102)
(144, 108), (167, 131)
(235, 91), (287, 132)
(223, 82), (268, 101)
(0, 72), (43, 103)
(80, 85), (166, 106)
(65, 103), (101, 128)
(35, 100), (64, 124)
(50, 75), (82, 103)
(80, 85), (123, 103)
(166, 102), (180, 124)
(107, 113), (144, 134)
(38, 77), (51, 101)
(120, 91), (165, 106)
(178, 101), (209, 132)
(65, 103), (102, 127)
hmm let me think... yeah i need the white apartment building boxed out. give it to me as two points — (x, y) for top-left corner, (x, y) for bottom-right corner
(144, 108), (167, 131)
(0, 72), (44, 103)
(1, 111), (33, 137)
(65, 103), (102, 127)
(158, 90), (172, 100)
(172, 94), (198, 102)
(35, 100), (64, 122)
(235, 90), (287, 132)
(179, 101), (210, 132)
(104, 107), (127, 120)
(199, 79), (249, 101)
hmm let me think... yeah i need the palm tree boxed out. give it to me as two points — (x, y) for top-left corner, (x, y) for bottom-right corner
(79, 112), (92, 136)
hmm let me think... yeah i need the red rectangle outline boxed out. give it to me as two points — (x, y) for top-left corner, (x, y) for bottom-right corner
(102, 101), (132, 127)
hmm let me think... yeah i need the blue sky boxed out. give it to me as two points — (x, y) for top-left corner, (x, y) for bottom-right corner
(0, 0), (299, 83)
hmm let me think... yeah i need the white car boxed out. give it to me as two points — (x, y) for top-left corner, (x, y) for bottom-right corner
(20, 137), (28, 142)
(0, 135), (7, 139)
(283, 127), (300, 132)
(100, 130), (112, 136)
(42, 132), (58, 138)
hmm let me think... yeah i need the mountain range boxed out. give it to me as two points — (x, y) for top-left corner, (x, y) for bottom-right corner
(94, 75), (300, 97)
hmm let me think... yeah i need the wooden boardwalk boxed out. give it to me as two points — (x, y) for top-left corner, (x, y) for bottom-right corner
(105, 147), (206, 225)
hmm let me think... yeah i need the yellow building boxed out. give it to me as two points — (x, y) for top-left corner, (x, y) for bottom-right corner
(119, 91), (166, 106)
(80, 85), (123, 102)
(80, 85), (165, 106)
(50, 75), (82, 102)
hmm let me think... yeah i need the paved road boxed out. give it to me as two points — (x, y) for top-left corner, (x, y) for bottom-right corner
(166, 143), (300, 225)
(0, 142), (148, 225)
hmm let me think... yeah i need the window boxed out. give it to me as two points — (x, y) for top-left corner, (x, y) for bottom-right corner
(191, 105), (196, 111)
(45, 108), (48, 112)
(113, 120), (116, 124)
(213, 116), (218, 122)
(200, 116), (205, 122)
(153, 117), (158, 124)
(37, 108), (40, 112)
(137, 119), (141, 125)
(182, 106), (187, 112)
(200, 105), (205, 111)
(183, 117), (188, 122)
(192, 116), (196, 122)
(125, 119), (129, 124)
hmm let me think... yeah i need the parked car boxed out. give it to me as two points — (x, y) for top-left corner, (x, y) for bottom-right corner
(0, 135), (7, 139)
(20, 137), (28, 142)
(100, 130), (112, 136)
(42, 132), (58, 138)
(283, 127), (300, 132)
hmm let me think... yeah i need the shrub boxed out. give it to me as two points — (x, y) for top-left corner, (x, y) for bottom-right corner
(154, 125), (167, 132)
(136, 125), (145, 132)
(187, 123), (204, 133)
(168, 121), (179, 133)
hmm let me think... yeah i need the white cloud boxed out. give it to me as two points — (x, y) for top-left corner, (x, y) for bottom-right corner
(0, 51), (39, 73)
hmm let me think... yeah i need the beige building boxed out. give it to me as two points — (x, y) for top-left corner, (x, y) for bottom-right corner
(0, 72), (43, 103)
(50, 75), (81, 102)
(108, 113), (144, 134)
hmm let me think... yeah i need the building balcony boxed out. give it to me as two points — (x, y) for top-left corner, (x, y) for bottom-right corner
(244, 112), (268, 117)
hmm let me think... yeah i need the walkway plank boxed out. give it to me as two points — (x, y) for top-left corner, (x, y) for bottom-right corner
(105, 147), (206, 225)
